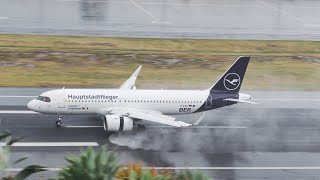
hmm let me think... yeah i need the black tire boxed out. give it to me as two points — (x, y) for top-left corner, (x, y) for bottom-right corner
(56, 120), (62, 127)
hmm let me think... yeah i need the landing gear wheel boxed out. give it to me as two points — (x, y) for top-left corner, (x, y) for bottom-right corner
(56, 120), (62, 127)
(137, 124), (146, 131)
(56, 114), (62, 127)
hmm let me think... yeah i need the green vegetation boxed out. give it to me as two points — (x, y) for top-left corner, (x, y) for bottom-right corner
(0, 34), (319, 90)
(56, 146), (119, 180)
(175, 170), (210, 180)
(56, 148), (210, 180)
(0, 131), (210, 180)
(0, 132), (47, 180)
(115, 162), (173, 179)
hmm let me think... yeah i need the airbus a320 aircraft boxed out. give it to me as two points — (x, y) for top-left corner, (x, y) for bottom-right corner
(27, 56), (256, 131)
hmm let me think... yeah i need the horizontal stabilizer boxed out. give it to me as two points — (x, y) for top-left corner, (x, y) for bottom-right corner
(224, 98), (258, 104)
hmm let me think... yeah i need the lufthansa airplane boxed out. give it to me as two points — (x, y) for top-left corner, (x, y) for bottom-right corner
(27, 56), (255, 131)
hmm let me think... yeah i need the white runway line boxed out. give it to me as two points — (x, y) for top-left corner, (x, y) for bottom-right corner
(304, 24), (320, 28)
(65, 125), (103, 128)
(0, 142), (99, 147)
(0, 111), (39, 114)
(151, 21), (172, 25)
(191, 126), (247, 129)
(65, 125), (247, 129)
(56, 0), (80, 2)
(137, 2), (259, 7)
(6, 166), (320, 172)
(0, 17), (9, 20)
(148, 126), (247, 129)
(58, 0), (171, 24)
(0, 96), (36, 98)
(56, 0), (320, 8)
(6, 168), (61, 172)
(63, 126), (248, 129)
(255, 99), (320, 101)
(259, 0), (305, 24)
(150, 167), (320, 170)
(129, 0), (158, 22)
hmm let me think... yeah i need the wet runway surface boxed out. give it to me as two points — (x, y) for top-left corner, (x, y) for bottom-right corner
(1, 0), (320, 40)
(0, 88), (320, 179)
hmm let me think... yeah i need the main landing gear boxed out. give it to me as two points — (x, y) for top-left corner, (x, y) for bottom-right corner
(56, 115), (62, 127)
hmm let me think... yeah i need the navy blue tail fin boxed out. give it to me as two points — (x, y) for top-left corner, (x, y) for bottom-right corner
(209, 56), (250, 93)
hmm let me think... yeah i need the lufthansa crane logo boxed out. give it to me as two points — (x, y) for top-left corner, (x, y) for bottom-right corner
(223, 73), (241, 90)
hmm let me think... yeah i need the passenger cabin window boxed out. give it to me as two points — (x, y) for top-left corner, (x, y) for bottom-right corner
(36, 96), (51, 102)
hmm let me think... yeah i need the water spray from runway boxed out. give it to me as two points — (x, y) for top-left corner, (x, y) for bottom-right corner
(109, 106), (263, 152)
(108, 111), (247, 168)
(109, 103), (320, 169)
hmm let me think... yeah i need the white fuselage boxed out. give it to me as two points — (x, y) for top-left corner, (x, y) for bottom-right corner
(27, 89), (213, 115)
(27, 57), (254, 117)
(26, 56), (253, 129)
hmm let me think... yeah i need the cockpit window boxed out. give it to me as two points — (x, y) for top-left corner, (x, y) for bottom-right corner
(36, 96), (51, 102)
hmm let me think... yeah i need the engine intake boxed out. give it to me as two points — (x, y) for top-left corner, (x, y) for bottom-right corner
(103, 115), (134, 131)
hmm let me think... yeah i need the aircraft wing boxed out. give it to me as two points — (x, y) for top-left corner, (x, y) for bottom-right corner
(119, 65), (142, 90)
(224, 98), (258, 104)
(98, 107), (191, 127)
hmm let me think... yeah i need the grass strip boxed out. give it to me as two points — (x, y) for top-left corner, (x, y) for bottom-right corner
(0, 34), (319, 90)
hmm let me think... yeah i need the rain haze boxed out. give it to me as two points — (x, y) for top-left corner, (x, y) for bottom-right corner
(1, 0), (320, 179)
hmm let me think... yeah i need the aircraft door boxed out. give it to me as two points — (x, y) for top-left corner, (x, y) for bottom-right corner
(58, 101), (66, 108)
(57, 93), (66, 109)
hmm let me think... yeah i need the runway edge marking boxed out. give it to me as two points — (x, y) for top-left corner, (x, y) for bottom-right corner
(0, 142), (99, 147)
(255, 98), (320, 101)
(0, 96), (37, 98)
(0, 111), (40, 114)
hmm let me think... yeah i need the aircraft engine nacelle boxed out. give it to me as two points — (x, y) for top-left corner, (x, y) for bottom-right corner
(103, 115), (134, 131)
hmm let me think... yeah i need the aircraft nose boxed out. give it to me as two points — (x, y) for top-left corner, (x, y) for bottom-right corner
(27, 100), (35, 111)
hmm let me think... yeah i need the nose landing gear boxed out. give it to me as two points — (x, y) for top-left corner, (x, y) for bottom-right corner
(56, 115), (62, 127)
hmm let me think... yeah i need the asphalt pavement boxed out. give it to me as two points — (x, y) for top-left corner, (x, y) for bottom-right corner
(1, 0), (320, 40)
(1, 88), (320, 179)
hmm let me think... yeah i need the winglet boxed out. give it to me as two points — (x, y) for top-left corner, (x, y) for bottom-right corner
(120, 65), (142, 90)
